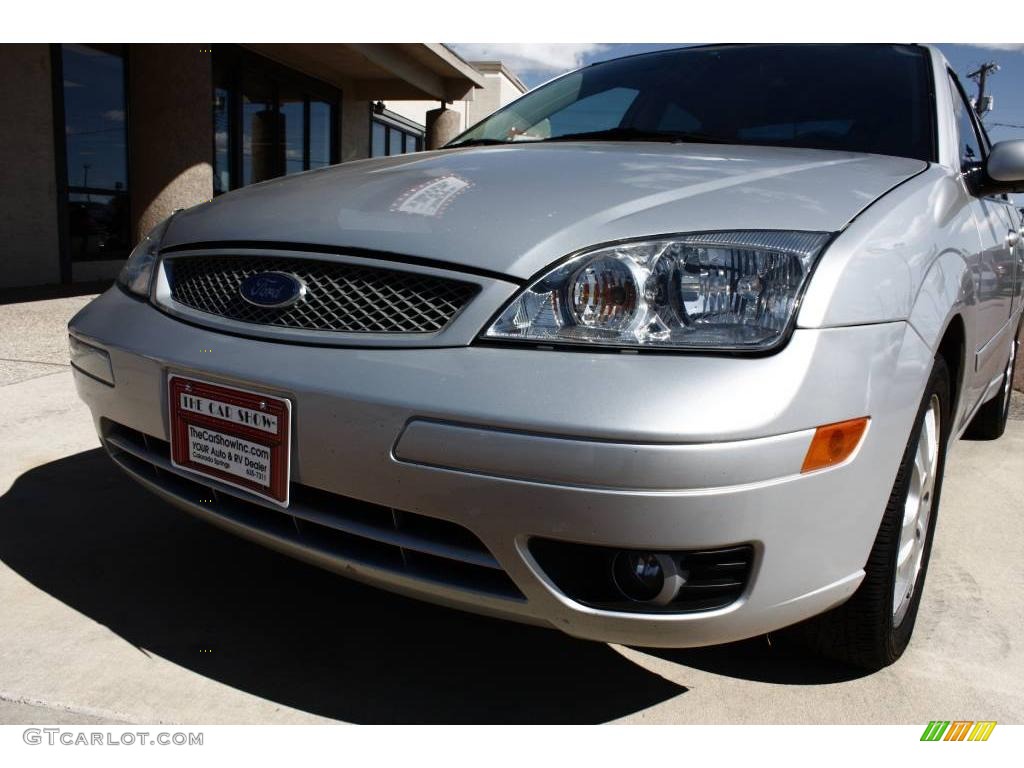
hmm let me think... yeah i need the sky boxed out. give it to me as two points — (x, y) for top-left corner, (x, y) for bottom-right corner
(448, 43), (1024, 146)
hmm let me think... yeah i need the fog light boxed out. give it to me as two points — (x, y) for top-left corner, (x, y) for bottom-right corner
(611, 552), (684, 606)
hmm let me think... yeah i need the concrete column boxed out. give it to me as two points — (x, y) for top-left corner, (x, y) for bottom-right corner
(128, 44), (213, 242)
(340, 97), (370, 162)
(426, 105), (462, 150)
(0, 44), (60, 288)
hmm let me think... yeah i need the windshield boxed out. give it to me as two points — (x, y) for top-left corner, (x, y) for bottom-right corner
(448, 44), (935, 161)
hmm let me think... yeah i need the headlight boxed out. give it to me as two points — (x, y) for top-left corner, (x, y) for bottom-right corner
(117, 215), (173, 298)
(483, 230), (831, 351)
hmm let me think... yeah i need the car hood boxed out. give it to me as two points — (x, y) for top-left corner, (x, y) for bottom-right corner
(165, 143), (926, 280)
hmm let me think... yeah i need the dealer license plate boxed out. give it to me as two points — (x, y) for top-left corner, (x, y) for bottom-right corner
(168, 374), (292, 507)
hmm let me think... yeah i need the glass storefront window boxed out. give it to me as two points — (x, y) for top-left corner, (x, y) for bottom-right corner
(280, 91), (305, 176)
(309, 100), (332, 170)
(60, 44), (130, 262)
(213, 87), (231, 195)
(372, 121), (387, 158)
(388, 127), (403, 156)
(243, 81), (276, 185)
(215, 47), (338, 193)
(371, 117), (424, 158)
(67, 191), (130, 262)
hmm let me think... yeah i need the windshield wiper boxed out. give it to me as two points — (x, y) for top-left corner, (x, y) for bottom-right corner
(449, 127), (736, 148)
(446, 137), (511, 148)
(538, 127), (735, 145)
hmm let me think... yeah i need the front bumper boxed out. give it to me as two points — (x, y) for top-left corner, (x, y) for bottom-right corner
(69, 287), (932, 647)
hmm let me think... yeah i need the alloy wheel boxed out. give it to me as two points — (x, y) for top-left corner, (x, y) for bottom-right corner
(893, 394), (941, 626)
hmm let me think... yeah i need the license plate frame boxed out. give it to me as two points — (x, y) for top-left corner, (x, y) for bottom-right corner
(168, 374), (292, 507)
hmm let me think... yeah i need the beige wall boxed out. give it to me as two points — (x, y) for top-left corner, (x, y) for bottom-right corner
(0, 44), (60, 288)
(128, 44), (213, 243)
(340, 96), (371, 162)
(385, 65), (526, 138)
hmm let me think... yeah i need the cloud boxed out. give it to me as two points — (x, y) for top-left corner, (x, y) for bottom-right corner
(449, 43), (610, 75)
(963, 44), (1024, 52)
(104, 109), (125, 122)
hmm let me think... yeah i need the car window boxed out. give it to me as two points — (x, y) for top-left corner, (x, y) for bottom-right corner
(547, 87), (639, 136)
(450, 44), (936, 161)
(948, 71), (985, 170)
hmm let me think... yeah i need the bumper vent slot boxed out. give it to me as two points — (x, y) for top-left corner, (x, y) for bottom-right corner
(165, 254), (478, 334)
(102, 421), (522, 601)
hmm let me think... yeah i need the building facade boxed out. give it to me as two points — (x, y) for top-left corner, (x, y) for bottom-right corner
(0, 43), (525, 289)
(383, 61), (528, 144)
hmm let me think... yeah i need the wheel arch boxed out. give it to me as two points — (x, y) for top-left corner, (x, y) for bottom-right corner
(907, 247), (975, 431)
(935, 313), (966, 429)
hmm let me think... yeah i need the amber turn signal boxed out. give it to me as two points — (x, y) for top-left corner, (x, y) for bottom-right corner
(801, 417), (870, 473)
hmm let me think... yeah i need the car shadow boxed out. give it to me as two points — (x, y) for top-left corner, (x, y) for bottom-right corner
(0, 448), (688, 723)
(0, 449), (869, 722)
(639, 636), (866, 685)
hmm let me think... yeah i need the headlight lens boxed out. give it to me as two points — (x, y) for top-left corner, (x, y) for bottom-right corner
(117, 216), (173, 298)
(483, 230), (830, 351)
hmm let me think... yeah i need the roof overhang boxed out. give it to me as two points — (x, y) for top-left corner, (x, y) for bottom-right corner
(243, 43), (485, 102)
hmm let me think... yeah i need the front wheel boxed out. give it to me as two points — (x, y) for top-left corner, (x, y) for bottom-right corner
(796, 356), (951, 670)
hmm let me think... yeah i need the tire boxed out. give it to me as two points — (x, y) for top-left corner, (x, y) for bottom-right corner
(964, 323), (1020, 440)
(795, 356), (951, 671)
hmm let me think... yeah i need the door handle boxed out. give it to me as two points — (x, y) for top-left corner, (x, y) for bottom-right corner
(1008, 230), (1021, 247)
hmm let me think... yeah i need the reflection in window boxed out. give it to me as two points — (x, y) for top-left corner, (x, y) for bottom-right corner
(213, 87), (231, 194)
(243, 84), (277, 185)
(372, 121), (387, 158)
(948, 74), (984, 170)
(60, 44), (130, 261)
(309, 101), (332, 170)
(67, 192), (131, 262)
(548, 86), (639, 136)
(280, 91), (305, 176)
(388, 127), (404, 156)
(213, 46), (338, 193)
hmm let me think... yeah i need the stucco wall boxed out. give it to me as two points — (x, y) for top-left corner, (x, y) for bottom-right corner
(340, 97), (371, 162)
(387, 99), (468, 134)
(128, 44), (213, 242)
(0, 45), (60, 288)
(386, 67), (526, 137)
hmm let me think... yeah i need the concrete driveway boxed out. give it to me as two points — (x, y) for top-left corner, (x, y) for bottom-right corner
(1, 293), (1022, 724)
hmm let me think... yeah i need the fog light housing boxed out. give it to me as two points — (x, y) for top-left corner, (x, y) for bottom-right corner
(69, 335), (114, 386)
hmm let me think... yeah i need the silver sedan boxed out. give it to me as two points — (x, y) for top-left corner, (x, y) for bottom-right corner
(69, 44), (1024, 671)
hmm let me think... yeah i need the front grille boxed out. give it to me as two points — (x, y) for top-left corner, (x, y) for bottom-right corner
(165, 255), (478, 334)
(102, 421), (523, 601)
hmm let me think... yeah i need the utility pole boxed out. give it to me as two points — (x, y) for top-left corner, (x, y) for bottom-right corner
(967, 62), (999, 118)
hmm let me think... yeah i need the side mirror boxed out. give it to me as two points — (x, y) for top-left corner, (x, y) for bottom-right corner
(979, 139), (1024, 195)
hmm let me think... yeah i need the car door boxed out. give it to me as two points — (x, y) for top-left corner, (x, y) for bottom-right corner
(947, 72), (1018, 395)
(1015, 206), (1024, 316)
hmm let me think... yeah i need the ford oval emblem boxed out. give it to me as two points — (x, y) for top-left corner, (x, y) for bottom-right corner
(238, 272), (306, 308)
